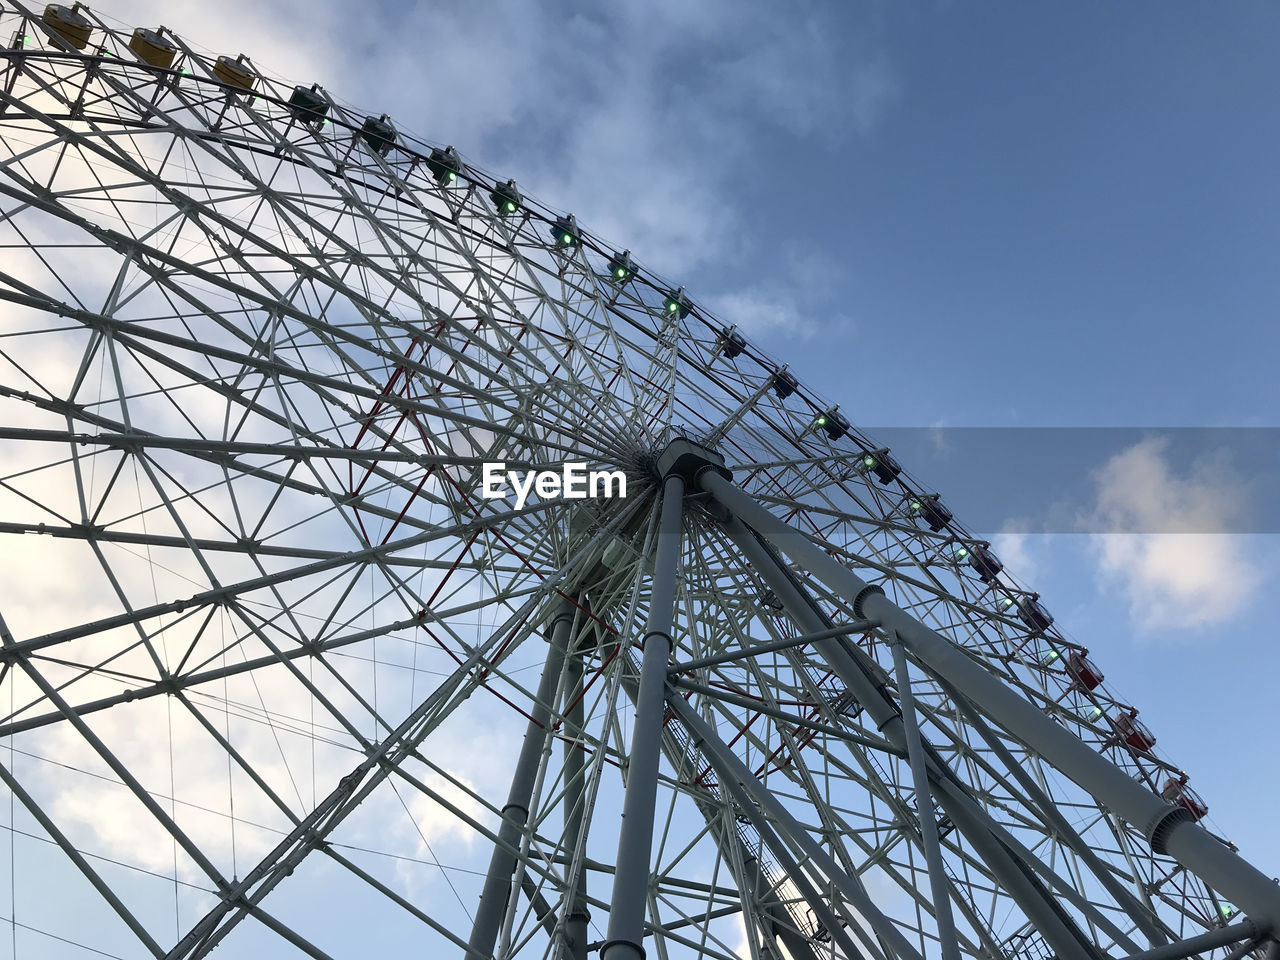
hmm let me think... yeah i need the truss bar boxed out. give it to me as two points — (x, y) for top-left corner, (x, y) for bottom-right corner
(647, 664), (866, 960)
(933, 771), (1143, 955)
(705, 376), (773, 447)
(0, 756), (166, 959)
(0, 274), (599, 468)
(714, 504), (1100, 960)
(2, 498), (560, 659)
(667, 620), (879, 675)
(540, 851), (742, 896)
(318, 845), (476, 955)
(889, 635), (960, 960)
(668, 692), (918, 960)
(589, 903), (741, 945)
(728, 782), (871, 960)
(518, 871), (560, 944)
(699, 469), (1280, 939)
(741, 854), (826, 960)
(601, 473), (685, 960)
(239, 903), (337, 960)
(0, 426), (535, 467)
(737, 815), (866, 960)
(0, 611), (470, 737)
(0, 521), (496, 568)
(1119, 921), (1259, 960)
(943, 678), (1173, 946)
(158, 499), (643, 959)
(669, 675), (898, 754)
(936, 777), (1112, 958)
(165, 654), (491, 958)
(468, 597), (576, 958)
(0, 385), (453, 538)
(0, 617), (231, 894)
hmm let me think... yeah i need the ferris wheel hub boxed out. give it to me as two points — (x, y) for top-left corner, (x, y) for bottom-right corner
(654, 436), (731, 487)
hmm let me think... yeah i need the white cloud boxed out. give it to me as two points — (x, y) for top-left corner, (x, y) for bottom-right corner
(847, 55), (901, 135)
(1086, 437), (1262, 631)
(406, 771), (488, 852)
(991, 530), (1042, 584)
(927, 420), (951, 455)
(708, 287), (812, 338)
(707, 246), (858, 339)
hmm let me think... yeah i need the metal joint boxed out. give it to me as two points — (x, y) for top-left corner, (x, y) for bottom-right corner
(601, 937), (646, 960)
(654, 437), (730, 486)
(852, 583), (885, 618)
(544, 609), (576, 636)
(1147, 805), (1196, 855)
(640, 629), (672, 651)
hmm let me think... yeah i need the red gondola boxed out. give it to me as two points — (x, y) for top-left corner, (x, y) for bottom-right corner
(1161, 775), (1208, 821)
(1113, 709), (1156, 751)
(1066, 650), (1104, 690)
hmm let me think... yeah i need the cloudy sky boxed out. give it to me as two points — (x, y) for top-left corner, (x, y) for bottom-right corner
(6, 0), (1280, 952)
(149, 0), (1279, 863)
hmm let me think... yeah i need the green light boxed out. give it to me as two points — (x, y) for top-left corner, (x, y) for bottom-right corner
(909, 500), (922, 513)
(955, 546), (969, 559)
(447, 171), (456, 182)
(1090, 706), (1104, 719)
(816, 416), (827, 426)
(999, 597), (1015, 610)
(506, 201), (516, 212)
(1046, 650), (1060, 661)
(561, 233), (572, 245)
(863, 456), (876, 468)
(615, 267), (626, 278)
(667, 302), (678, 312)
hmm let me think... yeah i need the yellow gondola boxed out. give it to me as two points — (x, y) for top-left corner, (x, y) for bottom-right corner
(41, 3), (92, 50)
(212, 53), (253, 90)
(128, 26), (176, 69)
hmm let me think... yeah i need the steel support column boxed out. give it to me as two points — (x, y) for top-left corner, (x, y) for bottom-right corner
(468, 597), (576, 959)
(601, 473), (685, 960)
(699, 467), (1280, 942)
(718, 511), (1099, 960)
(563, 620), (591, 960)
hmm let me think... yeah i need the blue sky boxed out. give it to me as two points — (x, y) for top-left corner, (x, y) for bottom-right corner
(10, 0), (1280, 952)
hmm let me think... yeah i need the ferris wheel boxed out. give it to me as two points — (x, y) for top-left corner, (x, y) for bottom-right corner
(0, 4), (1274, 960)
